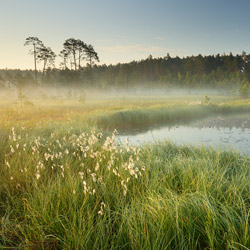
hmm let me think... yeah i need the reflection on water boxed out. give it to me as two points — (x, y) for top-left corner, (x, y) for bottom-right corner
(116, 114), (250, 155)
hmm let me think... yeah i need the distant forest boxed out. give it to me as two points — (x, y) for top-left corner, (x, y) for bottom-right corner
(1, 40), (250, 95)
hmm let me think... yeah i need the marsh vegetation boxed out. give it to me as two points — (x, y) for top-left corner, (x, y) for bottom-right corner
(0, 92), (250, 249)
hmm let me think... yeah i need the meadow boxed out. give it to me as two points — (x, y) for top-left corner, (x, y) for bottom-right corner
(1, 93), (250, 249)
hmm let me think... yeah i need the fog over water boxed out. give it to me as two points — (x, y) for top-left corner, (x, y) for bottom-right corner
(0, 85), (236, 102)
(117, 114), (250, 156)
(1, 85), (247, 154)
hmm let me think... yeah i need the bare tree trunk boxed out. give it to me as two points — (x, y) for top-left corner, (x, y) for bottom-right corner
(90, 56), (92, 68)
(79, 51), (81, 69)
(70, 58), (73, 70)
(33, 44), (37, 85)
(64, 58), (67, 69)
(73, 46), (77, 71)
(42, 59), (47, 81)
(89, 56), (93, 83)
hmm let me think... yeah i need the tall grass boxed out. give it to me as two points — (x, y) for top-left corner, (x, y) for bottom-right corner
(1, 96), (250, 249)
(1, 96), (250, 130)
(94, 103), (250, 130)
(1, 125), (250, 249)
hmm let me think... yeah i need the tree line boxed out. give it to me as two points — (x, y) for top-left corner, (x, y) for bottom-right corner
(0, 37), (250, 96)
(24, 37), (99, 84)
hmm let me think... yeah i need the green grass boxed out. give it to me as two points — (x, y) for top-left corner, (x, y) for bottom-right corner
(93, 103), (250, 130)
(1, 124), (250, 249)
(1, 96), (250, 249)
(0, 95), (249, 129)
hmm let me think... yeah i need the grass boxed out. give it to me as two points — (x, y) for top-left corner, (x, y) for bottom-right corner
(1, 94), (250, 130)
(94, 103), (250, 130)
(1, 95), (250, 249)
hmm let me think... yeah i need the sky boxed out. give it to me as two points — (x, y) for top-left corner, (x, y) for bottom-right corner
(1, 0), (250, 69)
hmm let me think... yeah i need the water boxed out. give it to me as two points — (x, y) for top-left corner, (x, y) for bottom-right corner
(116, 114), (250, 155)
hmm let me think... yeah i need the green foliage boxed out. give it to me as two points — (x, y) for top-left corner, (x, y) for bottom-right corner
(17, 89), (26, 108)
(94, 104), (250, 130)
(61, 38), (99, 71)
(0, 73), (6, 89)
(204, 95), (211, 104)
(17, 89), (34, 108)
(78, 91), (86, 104)
(240, 78), (250, 98)
(0, 97), (250, 248)
(1, 126), (250, 249)
(0, 52), (249, 89)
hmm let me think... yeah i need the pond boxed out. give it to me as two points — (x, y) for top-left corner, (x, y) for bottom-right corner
(116, 113), (250, 155)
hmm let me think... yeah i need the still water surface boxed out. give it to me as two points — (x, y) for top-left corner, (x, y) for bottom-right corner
(116, 114), (250, 155)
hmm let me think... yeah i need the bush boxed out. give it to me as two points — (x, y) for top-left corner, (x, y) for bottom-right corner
(239, 78), (249, 98)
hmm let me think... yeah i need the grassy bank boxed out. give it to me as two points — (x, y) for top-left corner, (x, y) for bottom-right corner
(1, 96), (250, 249)
(1, 125), (250, 249)
(93, 103), (250, 130)
(1, 95), (250, 131)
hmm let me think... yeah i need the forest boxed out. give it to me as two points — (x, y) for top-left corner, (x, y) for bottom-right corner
(0, 37), (250, 96)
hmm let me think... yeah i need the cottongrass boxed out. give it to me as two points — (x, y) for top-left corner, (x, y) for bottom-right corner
(1, 126), (250, 249)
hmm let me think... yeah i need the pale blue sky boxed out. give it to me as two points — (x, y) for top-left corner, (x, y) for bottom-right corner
(0, 0), (250, 69)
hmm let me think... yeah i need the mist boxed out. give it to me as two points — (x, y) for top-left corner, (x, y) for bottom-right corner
(0, 84), (238, 105)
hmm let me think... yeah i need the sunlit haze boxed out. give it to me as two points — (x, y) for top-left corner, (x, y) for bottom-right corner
(3, 1), (250, 248)
(1, 0), (250, 69)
